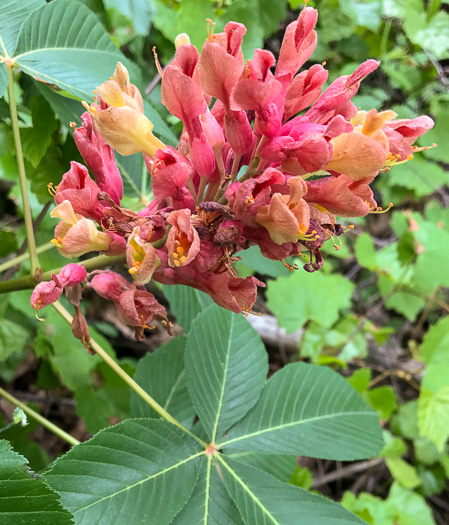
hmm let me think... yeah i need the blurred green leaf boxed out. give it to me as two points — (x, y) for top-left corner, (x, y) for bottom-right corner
(104, 0), (153, 36)
(414, 437), (440, 466)
(386, 457), (421, 489)
(267, 270), (354, 333)
(404, 2), (449, 59)
(418, 386), (449, 452)
(289, 465), (314, 490)
(387, 157), (447, 198)
(21, 95), (58, 168)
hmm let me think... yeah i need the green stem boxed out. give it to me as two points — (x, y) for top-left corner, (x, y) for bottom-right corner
(0, 242), (54, 274)
(0, 386), (79, 446)
(6, 65), (40, 277)
(52, 301), (207, 447)
(0, 253), (126, 294)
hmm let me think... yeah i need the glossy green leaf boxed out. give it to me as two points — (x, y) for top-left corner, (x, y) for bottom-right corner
(0, 0), (45, 57)
(172, 455), (244, 525)
(219, 456), (365, 525)
(267, 270), (354, 333)
(186, 305), (268, 442)
(13, 0), (132, 100)
(0, 440), (74, 525)
(45, 419), (202, 525)
(130, 337), (195, 428)
(222, 363), (383, 460)
(164, 284), (213, 333)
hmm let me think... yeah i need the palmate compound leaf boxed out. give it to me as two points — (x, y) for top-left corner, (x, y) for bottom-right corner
(221, 362), (384, 460)
(218, 456), (365, 525)
(130, 336), (196, 428)
(185, 304), (268, 443)
(44, 419), (203, 525)
(0, 439), (74, 525)
(12, 0), (135, 101)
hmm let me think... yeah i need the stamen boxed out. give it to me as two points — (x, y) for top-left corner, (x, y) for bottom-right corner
(47, 182), (57, 196)
(369, 203), (393, 215)
(34, 309), (45, 322)
(241, 307), (262, 317)
(152, 47), (164, 78)
(206, 18), (216, 40)
(282, 260), (299, 272)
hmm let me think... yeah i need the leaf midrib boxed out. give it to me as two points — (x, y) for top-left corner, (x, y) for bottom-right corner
(211, 317), (233, 443)
(70, 450), (204, 514)
(217, 410), (376, 448)
(13, 47), (121, 62)
(203, 456), (212, 524)
(164, 369), (185, 412)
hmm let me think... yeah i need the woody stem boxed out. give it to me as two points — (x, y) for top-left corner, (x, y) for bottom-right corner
(0, 254), (127, 294)
(6, 64), (40, 277)
(0, 386), (80, 446)
(52, 301), (207, 447)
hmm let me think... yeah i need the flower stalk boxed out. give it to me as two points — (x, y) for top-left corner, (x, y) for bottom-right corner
(52, 301), (207, 446)
(6, 64), (40, 277)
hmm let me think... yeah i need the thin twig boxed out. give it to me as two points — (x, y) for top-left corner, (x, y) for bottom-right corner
(6, 65), (40, 276)
(0, 386), (79, 446)
(311, 458), (383, 489)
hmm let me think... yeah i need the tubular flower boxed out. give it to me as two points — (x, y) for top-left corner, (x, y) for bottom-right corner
(33, 6), (435, 337)
(50, 201), (112, 258)
(85, 63), (165, 157)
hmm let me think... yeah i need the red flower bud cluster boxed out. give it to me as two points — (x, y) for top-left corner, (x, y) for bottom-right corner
(32, 7), (434, 340)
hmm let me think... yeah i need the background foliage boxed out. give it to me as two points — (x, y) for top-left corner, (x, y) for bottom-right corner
(0, 0), (448, 523)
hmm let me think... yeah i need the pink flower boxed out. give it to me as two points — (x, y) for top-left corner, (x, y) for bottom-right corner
(91, 271), (170, 339)
(58, 263), (87, 287)
(161, 45), (215, 177)
(166, 209), (200, 267)
(73, 112), (123, 205)
(54, 161), (104, 222)
(255, 177), (310, 245)
(30, 275), (63, 317)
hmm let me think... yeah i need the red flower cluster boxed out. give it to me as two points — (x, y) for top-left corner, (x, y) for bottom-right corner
(31, 7), (434, 341)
